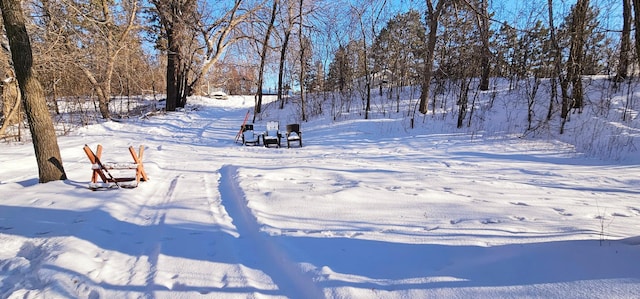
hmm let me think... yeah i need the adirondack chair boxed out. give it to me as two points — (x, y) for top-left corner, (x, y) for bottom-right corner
(83, 144), (148, 189)
(285, 124), (302, 148)
(263, 121), (282, 148)
(241, 124), (260, 146)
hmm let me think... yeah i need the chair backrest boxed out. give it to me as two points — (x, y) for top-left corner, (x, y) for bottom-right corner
(242, 124), (254, 132)
(286, 123), (300, 134)
(266, 121), (279, 133)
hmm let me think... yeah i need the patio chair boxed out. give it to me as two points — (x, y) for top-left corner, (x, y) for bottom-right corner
(285, 123), (302, 148)
(241, 124), (260, 146)
(263, 121), (282, 148)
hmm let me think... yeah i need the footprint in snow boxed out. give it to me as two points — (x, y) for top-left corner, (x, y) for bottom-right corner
(450, 219), (463, 225)
(552, 208), (573, 216)
(481, 218), (501, 224)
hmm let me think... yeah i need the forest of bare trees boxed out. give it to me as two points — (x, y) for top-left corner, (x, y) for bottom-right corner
(0, 0), (633, 181)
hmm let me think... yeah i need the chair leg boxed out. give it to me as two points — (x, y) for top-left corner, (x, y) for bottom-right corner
(83, 144), (108, 183)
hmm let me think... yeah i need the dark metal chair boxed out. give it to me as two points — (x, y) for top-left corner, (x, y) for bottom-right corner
(285, 124), (302, 148)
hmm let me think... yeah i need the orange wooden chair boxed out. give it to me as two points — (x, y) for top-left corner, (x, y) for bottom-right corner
(83, 144), (149, 189)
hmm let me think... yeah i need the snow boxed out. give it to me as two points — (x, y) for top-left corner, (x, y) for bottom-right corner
(1, 81), (639, 298)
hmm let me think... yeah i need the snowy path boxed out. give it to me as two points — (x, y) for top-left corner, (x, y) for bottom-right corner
(67, 103), (326, 297)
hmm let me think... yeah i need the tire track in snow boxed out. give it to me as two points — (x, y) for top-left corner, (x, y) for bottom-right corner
(218, 165), (324, 299)
(136, 175), (180, 297)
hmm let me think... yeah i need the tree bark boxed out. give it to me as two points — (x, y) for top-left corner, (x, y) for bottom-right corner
(548, 0), (571, 133)
(254, 0), (278, 121)
(419, 0), (447, 114)
(1, 0), (67, 182)
(298, 0), (307, 121)
(278, 30), (291, 109)
(165, 24), (179, 111)
(633, 0), (640, 65)
(567, 0), (589, 111)
(478, 0), (491, 90)
(616, 0), (632, 81)
(278, 0), (295, 110)
(0, 77), (21, 137)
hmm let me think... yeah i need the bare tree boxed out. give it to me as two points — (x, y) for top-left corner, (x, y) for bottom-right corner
(254, 0), (279, 121)
(0, 0), (67, 182)
(418, 0), (449, 115)
(476, 0), (491, 90)
(151, 0), (199, 111)
(351, 4), (371, 119)
(566, 0), (590, 112)
(36, 0), (140, 119)
(194, 0), (254, 97)
(277, 0), (296, 109)
(152, 0), (255, 110)
(298, 0), (307, 121)
(350, 0), (388, 119)
(547, 0), (571, 134)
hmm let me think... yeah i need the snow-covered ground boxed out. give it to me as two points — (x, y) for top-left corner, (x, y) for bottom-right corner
(0, 82), (639, 298)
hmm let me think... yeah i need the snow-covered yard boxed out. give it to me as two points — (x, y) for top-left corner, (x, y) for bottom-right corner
(0, 86), (639, 298)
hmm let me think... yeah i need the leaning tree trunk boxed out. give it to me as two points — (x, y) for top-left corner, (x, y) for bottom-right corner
(0, 0), (67, 182)
(79, 67), (111, 119)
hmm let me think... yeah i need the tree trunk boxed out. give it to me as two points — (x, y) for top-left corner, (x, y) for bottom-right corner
(278, 1), (296, 110)
(633, 0), (640, 65)
(79, 67), (111, 119)
(166, 26), (179, 111)
(177, 62), (189, 108)
(567, 0), (589, 111)
(254, 0), (278, 121)
(478, 0), (491, 91)
(355, 8), (371, 119)
(1, 0), (67, 182)
(547, 0), (571, 134)
(298, 0), (307, 121)
(278, 30), (291, 109)
(0, 77), (21, 137)
(1, 76), (20, 126)
(616, 0), (632, 82)
(419, 0), (447, 114)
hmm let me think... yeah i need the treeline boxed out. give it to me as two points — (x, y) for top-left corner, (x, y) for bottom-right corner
(318, 0), (627, 132)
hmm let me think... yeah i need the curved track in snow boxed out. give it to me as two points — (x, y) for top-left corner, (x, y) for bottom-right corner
(218, 164), (324, 299)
